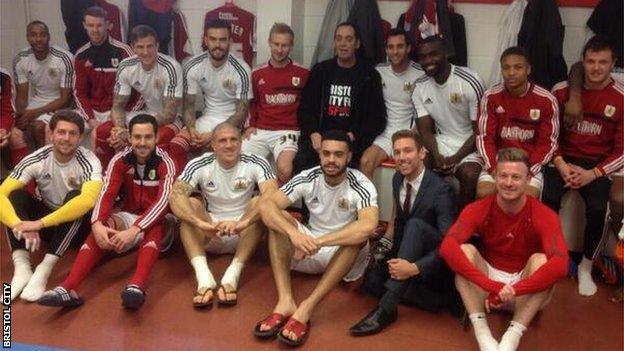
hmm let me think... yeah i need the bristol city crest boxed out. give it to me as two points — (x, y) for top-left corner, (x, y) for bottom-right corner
(292, 76), (300, 87)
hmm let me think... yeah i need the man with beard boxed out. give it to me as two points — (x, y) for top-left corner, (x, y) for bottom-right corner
(170, 122), (277, 307)
(242, 23), (309, 184)
(476, 47), (559, 199)
(294, 22), (386, 173)
(0, 110), (102, 302)
(38, 114), (178, 310)
(350, 129), (457, 336)
(359, 29), (424, 179)
(411, 36), (485, 209)
(13, 21), (74, 150)
(255, 130), (378, 347)
(440, 148), (568, 351)
(545, 37), (623, 296)
(74, 6), (136, 155)
(170, 19), (252, 159)
(96, 25), (183, 169)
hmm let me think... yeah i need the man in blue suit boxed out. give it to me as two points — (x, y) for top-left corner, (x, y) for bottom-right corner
(350, 129), (458, 336)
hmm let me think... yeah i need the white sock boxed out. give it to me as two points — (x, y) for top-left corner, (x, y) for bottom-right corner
(469, 313), (499, 351)
(498, 321), (527, 351)
(578, 257), (597, 296)
(190, 256), (216, 291)
(221, 258), (244, 290)
(10, 250), (32, 301)
(20, 254), (59, 301)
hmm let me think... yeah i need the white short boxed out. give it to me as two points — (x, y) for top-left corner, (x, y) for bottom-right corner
(35, 113), (54, 124)
(486, 261), (522, 311)
(110, 212), (144, 253)
(372, 131), (395, 157)
(242, 129), (299, 160)
(290, 222), (370, 282)
(195, 116), (221, 133)
(478, 170), (544, 191)
(203, 213), (244, 255)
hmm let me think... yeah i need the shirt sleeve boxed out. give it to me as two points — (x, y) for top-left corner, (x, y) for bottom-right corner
(353, 176), (378, 210)
(248, 70), (259, 127)
(73, 56), (94, 120)
(235, 62), (252, 100)
(12, 55), (28, 85)
(529, 94), (559, 175)
(40, 180), (103, 227)
(58, 51), (74, 89)
(251, 155), (276, 184)
(466, 73), (486, 121)
(91, 152), (126, 224)
(178, 154), (211, 188)
(0, 177), (26, 227)
(596, 112), (623, 176)
(412, 85), (430, 119)
(183, 60), (200, 96)
(280, 172), (308, 203)
(163, 59), (183, 99)
(477, 89), (499, 172)
(114, 63), (133, 96)
(9, 148), (45, 184)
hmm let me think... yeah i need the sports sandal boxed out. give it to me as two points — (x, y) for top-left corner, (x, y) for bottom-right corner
(193, 287), (214, 308)
(217, 284), (237, 306)
(254, 313), (289, 339)
(37, 286), (84, 307)
(277, 317), (311, 347)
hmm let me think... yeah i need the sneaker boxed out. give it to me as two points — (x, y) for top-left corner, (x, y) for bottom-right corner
(37, 286), (84, 307)
(121, 284), (146, 310)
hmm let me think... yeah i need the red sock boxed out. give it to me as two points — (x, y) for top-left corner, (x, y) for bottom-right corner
(157, 124), (179, 145)
(167, 137), (189, 170)
(61, 235), (106, 291)
(128, 225), (163, 289)
(95, 121), (115, 170)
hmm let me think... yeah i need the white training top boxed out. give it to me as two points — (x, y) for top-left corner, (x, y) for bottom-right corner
(178, 152), (274, 219)
(10, 145), (103, 209)
(114, 53), (183, 115)
(412, 65), (485, 155)
(12, 45), (74, 108)
(281, 166), (378, 235)
(184, 53), (252, 131)
(376, 61), (424, 132)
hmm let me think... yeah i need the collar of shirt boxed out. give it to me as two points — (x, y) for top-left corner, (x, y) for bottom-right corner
(403, 167), (425, 192)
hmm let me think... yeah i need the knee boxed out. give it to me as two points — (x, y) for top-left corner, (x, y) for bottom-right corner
(8, 128), (26, 147)
(31, 121), (46, 134)
(276, 164), (293, 184)
(95, 121), (113, 140)
(63, 189), (81, 203)
(457, 165), (480, 183)
(459, 244), (479, 262)
(527, 253), (547, 271)
(476, 183), (495, 199)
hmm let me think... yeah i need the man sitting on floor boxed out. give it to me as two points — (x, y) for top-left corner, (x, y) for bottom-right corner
(255, 130), (378, 346)
(440, 148), (568, 351)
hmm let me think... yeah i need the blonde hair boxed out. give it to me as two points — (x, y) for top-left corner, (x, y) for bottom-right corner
(496, 147), (530, 169)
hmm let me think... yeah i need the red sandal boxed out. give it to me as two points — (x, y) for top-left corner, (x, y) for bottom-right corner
(253, 312), (289, 339)
(277, 317), (311, 347)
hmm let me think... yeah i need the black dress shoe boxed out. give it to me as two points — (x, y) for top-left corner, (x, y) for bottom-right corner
(349, 306), (398, 336)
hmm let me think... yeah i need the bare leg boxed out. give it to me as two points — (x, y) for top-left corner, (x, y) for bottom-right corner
(276, 150), (297, 185)
(526, 185), (541, 199)
(476, 181), (497, 199)
(455, 162), (481, 210)
(359, 145), (389, 180)
(31, 120), (47, 148)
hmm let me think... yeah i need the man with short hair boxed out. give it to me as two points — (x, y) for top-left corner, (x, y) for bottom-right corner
(255, 130), (378, 347)
(74, 6), (136, 151)
(242, 22), (309, 184)
(545, 36), (623, 296)
(440, 148), (568, 351)
(412, 36), (485, 209)
(170, 122), (277, 307)
(351, 129), (457, 336)
(170, 19), (252, 158)
(294, 22), (386, 173)
(13, 21), (74, 149)
(96, 24), (183, 169)
(0, 110), (102, 302)
(477, 47), (559, 199)
(38, 114), (178, 309)
(359, 29), (423, 179)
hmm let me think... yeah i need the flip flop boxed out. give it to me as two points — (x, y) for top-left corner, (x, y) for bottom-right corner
(192, 287), (214, 308)
(217, 284), (237, 306)
(277, 317), (311, 347)
(254, 312), (289, 339)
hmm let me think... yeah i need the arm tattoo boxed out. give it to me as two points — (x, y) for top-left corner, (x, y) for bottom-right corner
(172, 181), (193, 196)
(225, 99), (249, 128)
(183, 94), (196, 129)
(156, 97), (180, 126)
(111, 94), (130, 128)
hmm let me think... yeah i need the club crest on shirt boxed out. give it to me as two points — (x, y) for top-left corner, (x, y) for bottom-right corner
(403, 81), (414, 94)
(337, 197), (350, 210)
(529, 109), (541, 120)
(292, 76), (300, 86)
(449, 92), (462, 104)
(154, 78), (163, 90)
(48, 68), (58, 77)
(111, 58), (119, 67)
(233, 177), (249, 191)
(222, 78), (236, 92)
(148, 169), (156, 180)
(604, 105), (616, 118)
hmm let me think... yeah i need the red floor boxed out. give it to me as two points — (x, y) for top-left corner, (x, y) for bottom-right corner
(1, 239), (623, 351)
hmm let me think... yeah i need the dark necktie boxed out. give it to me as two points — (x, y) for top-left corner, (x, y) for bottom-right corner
(403, 183), (412, 214)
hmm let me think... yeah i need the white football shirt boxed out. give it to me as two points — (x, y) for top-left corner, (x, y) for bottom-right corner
(376, 61), (423, 132)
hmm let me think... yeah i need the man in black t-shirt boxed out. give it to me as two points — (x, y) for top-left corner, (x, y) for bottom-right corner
(294, 22), (386, 173)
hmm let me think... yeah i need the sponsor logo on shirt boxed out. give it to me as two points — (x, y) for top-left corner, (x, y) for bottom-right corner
(449, 92), (462, 104)
(529, 109), (541, 120)
(292, 76), (300, 87)
(265, 93), (296, 105)
(570, 120), (602, 136)
(496, 105), (505, 114)
(328, 84), (351, 117)
(424, 97), (433, 104)
(500, 126), (534, 141)
(604, 105), (616, 118)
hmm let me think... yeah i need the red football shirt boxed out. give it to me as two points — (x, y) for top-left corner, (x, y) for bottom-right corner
(477, 83), (560, 175)
(249, 60), (309, 131)
(551, 80), (623, 176)
(204, 5), (255, 67)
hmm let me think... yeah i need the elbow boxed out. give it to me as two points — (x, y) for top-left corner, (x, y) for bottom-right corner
(358, 220), (378, 243)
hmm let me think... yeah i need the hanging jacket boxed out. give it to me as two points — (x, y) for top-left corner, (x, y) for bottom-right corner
(347, 0), (385, 64)
(61, 0), (96, 53)
(517, 0), (567, 90)
(399, 0), (455, 60)
(311, 0), (355, 66)
(587, 0), (623, 68)
(488, 0), (527, 86)
(128, 0), (173, 53)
